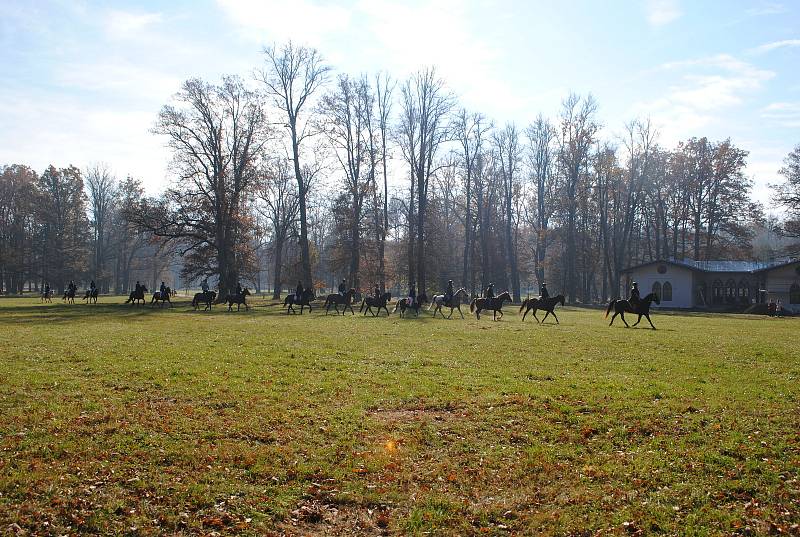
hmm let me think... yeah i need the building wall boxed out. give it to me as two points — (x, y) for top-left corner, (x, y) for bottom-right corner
(624, 263), (694, 308)
(764, 262), (800, 313)
(696, 272), (761, 308)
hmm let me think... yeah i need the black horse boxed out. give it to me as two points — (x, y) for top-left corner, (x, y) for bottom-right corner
(324, 289), (356, 315)
(284, 288), (316, 314)
(192, 290), (216, 311)
(470, 291), (512, 321)
(392, 293), (429, 318)
(151, 287), (173, 308)
(360, 292), (392, 316)
(519, 294), (565, 323)
(83, 288), (99, 304)
(605, 292), (660, 329)
(225, 288), (251, 311)
(125, 286), (148, 305)
(62, 288), (76, 304)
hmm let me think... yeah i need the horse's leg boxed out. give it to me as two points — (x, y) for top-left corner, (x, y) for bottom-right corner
(645, 313), (656, 330)
(609, 312), (617, 326)
(632, 315), (641, 327)
(620, 312), (630, 327)
(541, 310), (550, 324)
(551, 311), (559, 324)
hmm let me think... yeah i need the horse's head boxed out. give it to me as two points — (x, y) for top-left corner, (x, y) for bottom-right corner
(645, 292), (660, 305)
(382, 292), (392, 301)
(243, 288), (251, 296)
(498, 291), (512, 302)
(558, 294), (565, 306)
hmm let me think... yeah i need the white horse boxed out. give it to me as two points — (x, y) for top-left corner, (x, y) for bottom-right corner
(429, 288), (470, 319)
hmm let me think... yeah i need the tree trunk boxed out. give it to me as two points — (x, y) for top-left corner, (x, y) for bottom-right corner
(272, 236), (284, 299)
(292, 127), (313, 288)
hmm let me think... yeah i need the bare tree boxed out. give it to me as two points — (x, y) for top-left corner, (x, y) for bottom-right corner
(85, 163), (117, 291)
(525, 115), (557, 287)
(258, 42), (331, 288)
(375, 72), (394, 292)
(138, 76), (268, 298)
(453, 109), (490, 294)
(493, 123), (523, 301)
(557, 93), (598, 303)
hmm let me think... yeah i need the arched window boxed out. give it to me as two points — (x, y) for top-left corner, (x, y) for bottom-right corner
(791, 283), (800, 304)
(739, 279), (750, 304)
(726, 279), (737, 303)
(662, 281), (672, 301)
(712, 279), (723, 305)
(652, 281), (662, 299)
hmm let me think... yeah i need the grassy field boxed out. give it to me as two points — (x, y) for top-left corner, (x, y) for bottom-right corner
(1, 295), (798, 536)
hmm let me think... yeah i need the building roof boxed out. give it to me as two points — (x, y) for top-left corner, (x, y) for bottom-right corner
(621, 258), (798, 274)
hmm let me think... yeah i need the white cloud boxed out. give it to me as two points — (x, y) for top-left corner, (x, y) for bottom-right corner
(645, 0), (682, 26)
(761, 101), (800, 127)
(748, 39), (800, 55)
(215, 0), (351, 46)
(105, 9), (163, 39)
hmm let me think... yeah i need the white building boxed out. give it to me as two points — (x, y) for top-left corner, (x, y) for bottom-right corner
(620, 258), (800, 313)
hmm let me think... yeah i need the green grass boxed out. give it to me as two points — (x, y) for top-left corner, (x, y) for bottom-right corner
(1, 296), (798, 535)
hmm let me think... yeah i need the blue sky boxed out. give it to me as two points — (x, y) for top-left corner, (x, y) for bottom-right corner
(1, 0), (798, 206)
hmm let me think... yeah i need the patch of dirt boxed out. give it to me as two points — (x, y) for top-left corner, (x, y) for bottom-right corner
(281, 499), (390, 536)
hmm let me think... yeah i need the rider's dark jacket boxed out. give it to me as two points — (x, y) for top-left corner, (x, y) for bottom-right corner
(540, 285), (549, 299)
(629, 287), (640, 305)
(296, 283), (304, 298)
(485, 285), (494, 299)
(338, 282), (346, 295)
(374, 286), (381, 299)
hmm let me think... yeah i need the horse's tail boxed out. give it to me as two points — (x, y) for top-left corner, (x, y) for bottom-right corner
(519, 299), (527, 314)
(359, 299), (365, 312)
(428, 300), (435, 311)
(605, 299), (616, 318)
(392, 301), (400, 314)
(283, 296), (290, 306)
(470, 298), (476, 313)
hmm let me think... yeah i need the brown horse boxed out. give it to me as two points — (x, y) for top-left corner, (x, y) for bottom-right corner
(225, 288), (251, 311)
(360, 292), (392, 316)
(324, 288), (356, 315)
(83, 288), (99, 304)
(151, 287), (173, 308)
(605, 292), (660, 329)
(284, 288), (316, 314)
(470, 291), (512, 321)
(520, 294), (565, 323)
(392, 293), (429, 318)
(429, 288), (470, 319)
(125, 286), (148, 305)
(192, 290), (216, 311)
(62, 288), (76, 304)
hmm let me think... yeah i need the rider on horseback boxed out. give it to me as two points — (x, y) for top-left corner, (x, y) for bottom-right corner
(160, 281), (167, 298)
(408, 281), (416, 307)
(629, 281), (640, 308)
(296, 280), (304, 300)
(373, 283), (381, 300)
(338, 279), (347, 296)
(68, 280), (76, 293)
(236, 281), (243, 296)
(444, 280), (454, 305)
(201, 278), (209, 293)
(484, 282), (495, 300)
(90, 280), (96, 294)
(540, 282), (549, 299)
(134, 281), (142, 295)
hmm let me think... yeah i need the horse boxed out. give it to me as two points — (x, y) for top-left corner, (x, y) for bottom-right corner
(429, 288), (470, 319)
(470, 291), (512, 321)
(62, 288), (76, 304)
(605, 292), (660, 329)
(520, 294), (565, 323)
(151, 287), (173, 308)
(324, 288), (356, 315)
(192, 290), (216, 311)
(225, 288), (251, 311)
(360, 292), (392, 316)
(125, 286), (148, 305)
(392, 293), (429, 318)
(41, 289), (52, 303)
(284, 288), (316, 314)
(83, 288), (99, 304)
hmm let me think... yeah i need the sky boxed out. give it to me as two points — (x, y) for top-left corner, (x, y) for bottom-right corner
(1, 0), (799, 205)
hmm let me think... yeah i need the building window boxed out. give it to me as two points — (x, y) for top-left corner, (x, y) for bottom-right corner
(739, 279), (750, 304)
(662, 281), (672, 301)
(791, 283), (800, 305)
(652, 281), (662, 299)
(726, 279), (737, 303)
(712, 279), (723, 305)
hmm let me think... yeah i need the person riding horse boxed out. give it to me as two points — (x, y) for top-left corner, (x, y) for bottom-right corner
(338, 279), (347, 296)
(408, 281), (417, 307)
(296, 280), (304, 300)
(68, 280), (76, 293)
(159, 281), (167, 299)
(629, 281), (640, 308)
(373, 284), (381, 300)
(444, 280), (454, 305)
(540, 282), (549, 299)
(201, 278), (209, 293)
(135, 281), (142, 295)
(484, 283), (495, 300)
(90, 280), (96, 293)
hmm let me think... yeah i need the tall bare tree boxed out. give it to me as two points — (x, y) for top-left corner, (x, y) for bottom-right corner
(85, 163), (117, 291)
(138, 76), (268, 297)
(258, 42), (330, 288)
(375, 72), (394, 292)
(525, 115), (556, 287)
(494, 123), (523, 301)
